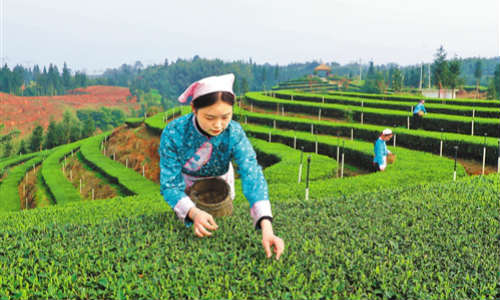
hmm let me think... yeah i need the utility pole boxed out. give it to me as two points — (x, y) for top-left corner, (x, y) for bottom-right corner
(359, 59), (362, 81)
(419, 62), (423, 91)
(428, 63), (431, 89)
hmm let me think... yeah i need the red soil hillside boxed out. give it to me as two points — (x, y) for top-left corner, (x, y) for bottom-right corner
(0, 85), (139, 137)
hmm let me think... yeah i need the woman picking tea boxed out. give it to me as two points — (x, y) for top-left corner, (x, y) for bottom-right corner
(159, 73), (284, 260)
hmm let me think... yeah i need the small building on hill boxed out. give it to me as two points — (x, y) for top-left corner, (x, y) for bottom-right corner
(314, 63), (331, 77)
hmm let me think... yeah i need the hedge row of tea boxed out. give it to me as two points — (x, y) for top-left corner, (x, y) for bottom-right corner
(146, 110), (467, 197)
(242, 123), (466, 198)
(273, 90), (500, 118)
(245, 92), (500, 137)
(0, 174), (497, 299)
(327, 90), (500, 107)
(235, 104), (500, 165)
(0, 154), (45, 211)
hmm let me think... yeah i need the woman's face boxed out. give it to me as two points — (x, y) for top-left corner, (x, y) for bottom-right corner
(194, 100), (233, 136)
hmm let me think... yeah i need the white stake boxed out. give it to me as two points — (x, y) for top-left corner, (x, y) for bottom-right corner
(407, 116), (410, 130)
(318, 109), (321, 121)
(350, 128), (353, 140)
(142, 165), (145, 177)
(322, 96), (325, 103)
(440, 140), (443, 157)
(126, 158), (128, 168)
(471, 120), (475, 136)
(282, 106), (284, 116)
(268, 131), (271, 142)
(273, 120), (276, 129)
(291, 95), (294, 101)
(311, 124), (314, 135)
(341, 152), (345, 178)
(244, 116), (247, 124)
(361, 112), (364, 124)
(336, 145), (340, 178)
(482, 146), (486, 175)
(315, 139), (318, 154)
(113, 152), (116, 160)
(393, 134), (396, 147)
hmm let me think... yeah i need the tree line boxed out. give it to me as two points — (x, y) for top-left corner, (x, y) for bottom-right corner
(1, 107), (126, 158)
(0, 62), (99, 96)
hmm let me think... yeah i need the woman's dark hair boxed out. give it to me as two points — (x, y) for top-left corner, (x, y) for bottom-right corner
(192, 92), (235, 110)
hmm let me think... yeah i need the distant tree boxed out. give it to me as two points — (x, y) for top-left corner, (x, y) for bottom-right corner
(432, 46), (449, 97)
(1, 134), (13, 158)
(44, 120), (59, 149)
(447, 58), (462, 98)
(62, 62), (73, 90)
(391, 68), (403, 92)
(18, 139), (28, 155)
(474, 60), (482, 98)
(29, 125), (44, 152)
(81, 118), (96, 138)
(487, 64), (500, 100)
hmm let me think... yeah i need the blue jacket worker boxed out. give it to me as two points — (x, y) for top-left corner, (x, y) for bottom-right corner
(412, 99), (427, 129)
(159, 73), (284, 260)
(373, 128), (393, 171)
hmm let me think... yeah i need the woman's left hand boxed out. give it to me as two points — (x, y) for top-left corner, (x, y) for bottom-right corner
(260, 219), (284, 260)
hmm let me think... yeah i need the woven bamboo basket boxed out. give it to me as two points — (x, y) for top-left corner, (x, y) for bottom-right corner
(188, 178), (233, 217)
(387, 153), (396, 164)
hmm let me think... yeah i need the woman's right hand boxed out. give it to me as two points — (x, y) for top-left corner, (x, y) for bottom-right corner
(188, 207), (218, 237)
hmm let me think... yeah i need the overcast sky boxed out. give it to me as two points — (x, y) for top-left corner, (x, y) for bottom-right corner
(1, 0), (499, 74)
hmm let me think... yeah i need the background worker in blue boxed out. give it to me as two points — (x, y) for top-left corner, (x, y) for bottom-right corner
(159, 73), (284, 260)
(412, 99), (427, 129)
(373, 128), (393, 172)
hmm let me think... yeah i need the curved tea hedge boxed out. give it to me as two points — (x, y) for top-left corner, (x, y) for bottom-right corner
(245, 92), (500, 137)
(273, 90), (500, 118)
(235, 105), (500, 165)
(79, 134), (159, 196)
(0, 154), (44, 212)
(242, 123), (466, 199)
(327, 90), (500, 108)
(41, 141), (84, 205)
(0, 173), (496, 299)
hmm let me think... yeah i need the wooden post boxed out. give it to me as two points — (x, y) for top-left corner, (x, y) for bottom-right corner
(318, 109), (321, 121)
(80, 179), (82, 193)
(142, 165), (145, 177)
(350, 128), (353, 140)
(126, 158), (128, 168)
(92, 189), (95, 200)
(273, 120), (276, 129)
(282, 106), (285, 116)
